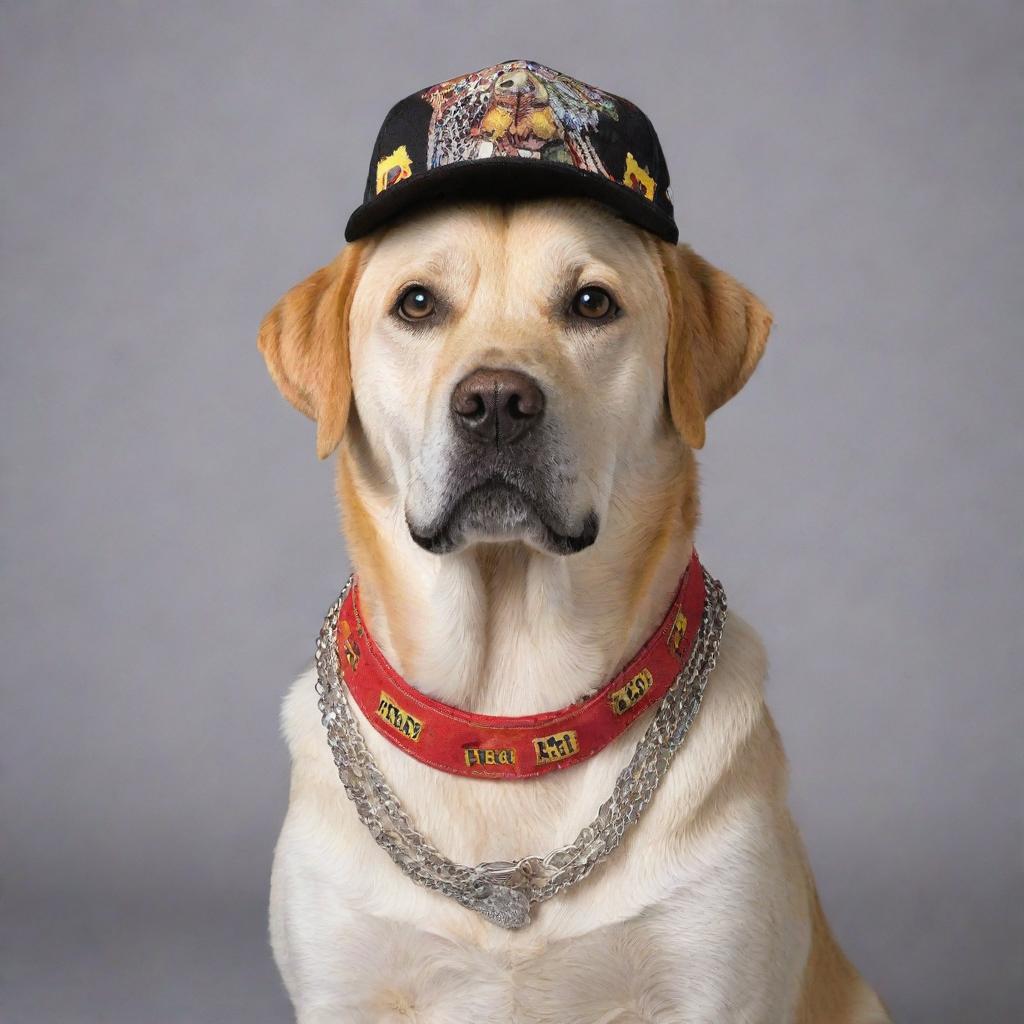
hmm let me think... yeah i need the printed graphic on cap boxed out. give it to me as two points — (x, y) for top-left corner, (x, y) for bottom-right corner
(421, 60), (620, 178)
(623, 152), (656, 200)
(376, 145), (413, 194)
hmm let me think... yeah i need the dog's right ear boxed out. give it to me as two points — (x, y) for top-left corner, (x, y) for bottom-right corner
(257, 240), (370, 459)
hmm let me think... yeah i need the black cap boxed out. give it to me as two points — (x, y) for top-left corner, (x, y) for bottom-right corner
(344, 59), (678, 244)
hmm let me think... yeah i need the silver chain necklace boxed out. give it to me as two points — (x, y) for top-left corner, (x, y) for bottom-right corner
(314, 567), (727, 930)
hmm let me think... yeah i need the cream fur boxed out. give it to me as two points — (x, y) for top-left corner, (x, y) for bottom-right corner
(261, 199), (891, 1023)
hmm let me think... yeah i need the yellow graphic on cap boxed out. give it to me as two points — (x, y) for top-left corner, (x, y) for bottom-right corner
(623, 152), (656, 200)
(376, 145), (413, 194)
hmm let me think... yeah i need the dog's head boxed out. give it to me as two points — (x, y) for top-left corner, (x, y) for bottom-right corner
(259, 199), (771, 557)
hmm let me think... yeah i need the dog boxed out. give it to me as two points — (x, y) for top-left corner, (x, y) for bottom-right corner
(258, 193), (891, 1022)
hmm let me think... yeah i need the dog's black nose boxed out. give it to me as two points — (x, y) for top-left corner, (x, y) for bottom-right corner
(451, 368), (545, 446)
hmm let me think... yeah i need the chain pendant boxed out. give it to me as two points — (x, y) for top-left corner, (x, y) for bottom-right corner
(473, 886), (532, 930)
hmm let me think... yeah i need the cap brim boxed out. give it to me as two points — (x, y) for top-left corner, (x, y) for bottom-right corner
(344, 157), (679, 244)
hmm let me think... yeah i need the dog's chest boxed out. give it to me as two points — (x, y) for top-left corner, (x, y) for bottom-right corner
(290, 895), (797, 1023)
(272, 788), (802, 1023)
(271, 618), (806, 1020)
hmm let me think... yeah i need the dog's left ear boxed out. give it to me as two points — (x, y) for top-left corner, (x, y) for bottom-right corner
(258, 240), (370, 460)
(657, 241), (773, 450)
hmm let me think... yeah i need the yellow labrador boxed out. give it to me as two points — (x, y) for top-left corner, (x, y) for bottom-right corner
(259, 197), (890, 1023)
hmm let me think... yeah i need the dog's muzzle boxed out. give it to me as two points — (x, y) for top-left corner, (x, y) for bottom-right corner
(406, 367), (598, 555)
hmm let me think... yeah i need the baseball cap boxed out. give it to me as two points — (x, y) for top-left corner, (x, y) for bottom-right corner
(344, 58), (678, 243)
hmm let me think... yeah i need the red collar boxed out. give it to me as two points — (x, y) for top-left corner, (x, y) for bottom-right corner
(336, 549), (706, 780)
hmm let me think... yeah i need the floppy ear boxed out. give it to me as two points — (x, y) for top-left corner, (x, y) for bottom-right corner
(657, 241), (773, 450)
(257, 240), (369, 459)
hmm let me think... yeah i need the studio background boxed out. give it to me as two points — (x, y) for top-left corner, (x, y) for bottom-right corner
(2, 2), (1021, 1021)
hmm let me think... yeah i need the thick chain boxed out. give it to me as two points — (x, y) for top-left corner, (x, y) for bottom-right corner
(314, 568), (727, 929)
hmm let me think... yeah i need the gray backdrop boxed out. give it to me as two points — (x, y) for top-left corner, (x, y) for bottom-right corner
(2, 2), (1021, 1021)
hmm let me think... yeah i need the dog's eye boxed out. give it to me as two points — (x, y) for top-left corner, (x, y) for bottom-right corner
(571, 286), (617, 321)
(397, 286), (436, 321)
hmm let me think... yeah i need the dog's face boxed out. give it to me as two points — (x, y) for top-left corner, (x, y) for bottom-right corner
(260, 198), (772, 558)
(346, 201), (673, 555)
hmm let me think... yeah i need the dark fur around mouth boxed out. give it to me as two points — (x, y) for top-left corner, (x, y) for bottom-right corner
(407, 479), (599, 556)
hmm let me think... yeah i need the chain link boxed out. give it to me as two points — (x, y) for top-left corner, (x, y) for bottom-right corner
(314, 568), (727, 929)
